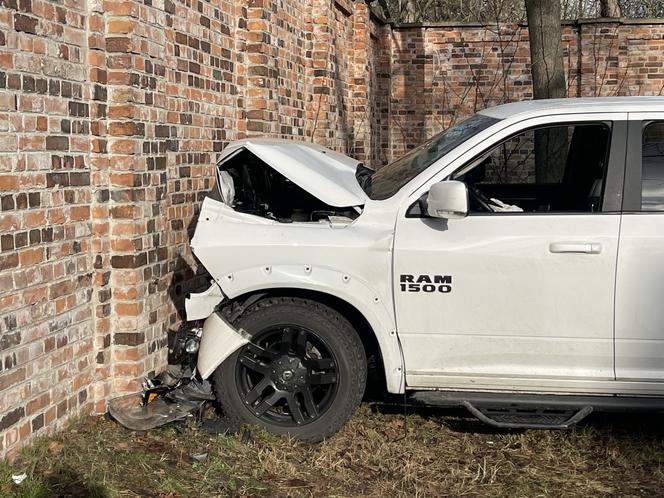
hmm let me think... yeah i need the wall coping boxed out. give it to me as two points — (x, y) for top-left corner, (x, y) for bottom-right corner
(385, 17), (664, 29)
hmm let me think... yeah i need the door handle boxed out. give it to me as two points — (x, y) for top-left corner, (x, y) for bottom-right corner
(549, 242), (602, 254)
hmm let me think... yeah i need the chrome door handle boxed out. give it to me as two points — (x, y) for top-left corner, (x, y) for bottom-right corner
(549, 242), (602, 254)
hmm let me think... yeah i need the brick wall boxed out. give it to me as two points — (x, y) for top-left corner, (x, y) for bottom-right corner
(2, 0), (664, 457)
(0, 0), (95, 454)
(387, 20), (664, 158)
(0, 0), (389, 458)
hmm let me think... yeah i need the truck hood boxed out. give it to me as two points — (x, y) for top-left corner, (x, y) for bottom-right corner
(218, 138), (368, 207)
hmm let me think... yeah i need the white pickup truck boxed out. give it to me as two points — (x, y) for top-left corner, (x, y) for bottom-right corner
(185, 97), (664, 441)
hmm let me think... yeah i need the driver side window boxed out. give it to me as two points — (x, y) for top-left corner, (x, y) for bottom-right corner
(452, 122), (611, 214)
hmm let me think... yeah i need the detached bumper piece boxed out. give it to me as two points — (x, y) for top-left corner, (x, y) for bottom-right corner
(108, 369), (215, 431)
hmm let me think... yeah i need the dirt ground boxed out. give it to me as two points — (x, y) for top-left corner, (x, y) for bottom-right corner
(2, 401), (664, 497)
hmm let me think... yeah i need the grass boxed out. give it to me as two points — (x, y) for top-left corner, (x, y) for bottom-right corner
(2, 402), (664, 497)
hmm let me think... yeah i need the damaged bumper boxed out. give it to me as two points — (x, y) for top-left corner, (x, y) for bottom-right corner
(197, 312), (250, 379)
(185, 282), (225, 321)
(108, 309), (252, 431)
(184, 282), (250, 378)
(108, 368), (215, 431)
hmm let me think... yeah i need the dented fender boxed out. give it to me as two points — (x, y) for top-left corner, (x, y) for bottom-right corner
(190, 196), (406, 393)
(197, 313), (250, 379)
(213, 265), (405, 393)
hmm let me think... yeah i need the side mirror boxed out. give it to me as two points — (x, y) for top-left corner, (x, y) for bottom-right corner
(426, 181), (468, 219)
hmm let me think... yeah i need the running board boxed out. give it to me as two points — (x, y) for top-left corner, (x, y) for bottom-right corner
(409, 391), (664, 429)
(463, 402), (592, 429)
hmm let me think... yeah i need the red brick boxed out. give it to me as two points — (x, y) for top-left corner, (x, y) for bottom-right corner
(26, 393), (50, 416)
(70, 206), (90, 221)
(19, 248), (43, 266)
(0, 175), (18, 190)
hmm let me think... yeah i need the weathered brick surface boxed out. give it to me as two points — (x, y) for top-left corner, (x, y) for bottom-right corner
(0, 0), (94, 458)
(0, 0), (388, 459)
(2, 0), (664, 458)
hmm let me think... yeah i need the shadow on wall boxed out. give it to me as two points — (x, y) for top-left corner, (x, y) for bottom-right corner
(333, 30), (350, 154)
(166, 191), (216, 362)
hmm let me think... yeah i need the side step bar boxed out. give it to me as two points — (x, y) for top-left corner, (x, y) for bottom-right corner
(409, 391), (664, 429)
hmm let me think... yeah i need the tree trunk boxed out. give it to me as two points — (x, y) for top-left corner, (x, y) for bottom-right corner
(525, 0), (567, 182)
(525, 0), (566, 100)
(599, 0), (621, 18)
(403, 0), (418, 22)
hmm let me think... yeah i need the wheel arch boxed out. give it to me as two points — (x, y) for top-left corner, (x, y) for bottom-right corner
(222, 286), (403, 394)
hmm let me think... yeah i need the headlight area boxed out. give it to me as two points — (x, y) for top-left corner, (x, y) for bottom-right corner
(170, 324), (203, 363)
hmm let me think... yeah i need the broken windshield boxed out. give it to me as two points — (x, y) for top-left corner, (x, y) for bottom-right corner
(361, 113), (500, 200)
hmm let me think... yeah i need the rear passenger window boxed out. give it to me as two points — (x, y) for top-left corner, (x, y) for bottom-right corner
(642, 122), (664, 211)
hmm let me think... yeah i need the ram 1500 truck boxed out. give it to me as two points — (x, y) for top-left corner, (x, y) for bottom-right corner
(185, 97), (664, 441)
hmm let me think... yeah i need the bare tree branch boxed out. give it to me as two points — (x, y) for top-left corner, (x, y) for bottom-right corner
(370, 0), (662, 22)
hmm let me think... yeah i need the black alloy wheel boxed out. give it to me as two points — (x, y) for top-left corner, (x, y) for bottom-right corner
(236, 326), (339, 426)
(213, 297), (367, 442)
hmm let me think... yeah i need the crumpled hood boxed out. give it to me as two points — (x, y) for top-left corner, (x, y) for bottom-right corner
(218, 138), (368, 207)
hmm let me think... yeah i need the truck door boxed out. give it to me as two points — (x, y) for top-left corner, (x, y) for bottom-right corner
(393, 114), (627, 390)
(615, 115), (664, 383)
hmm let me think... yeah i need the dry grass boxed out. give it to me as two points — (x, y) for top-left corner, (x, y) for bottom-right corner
(2, 402), (664, 497)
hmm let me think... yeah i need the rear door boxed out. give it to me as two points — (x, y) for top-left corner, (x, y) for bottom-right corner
(615, 114), (664, 382)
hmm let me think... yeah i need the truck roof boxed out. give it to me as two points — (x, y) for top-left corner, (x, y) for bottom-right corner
(478, 96), (664, 120)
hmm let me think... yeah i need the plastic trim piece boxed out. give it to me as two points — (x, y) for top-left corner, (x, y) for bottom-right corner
(197, 313), (250, 379)
(622, 119), (644, 211)
(185, 282), (225, 321)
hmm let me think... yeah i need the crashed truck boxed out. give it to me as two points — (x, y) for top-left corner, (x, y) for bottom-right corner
(178, 98), (664, 441)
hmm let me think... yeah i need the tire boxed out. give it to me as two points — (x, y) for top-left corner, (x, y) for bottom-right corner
(212, 297), (367, 442)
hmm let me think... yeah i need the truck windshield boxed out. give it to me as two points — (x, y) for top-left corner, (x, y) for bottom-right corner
(361, 113), (500, 200)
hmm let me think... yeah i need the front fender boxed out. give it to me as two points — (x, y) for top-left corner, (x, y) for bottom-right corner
(213, 264), (404, 393)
